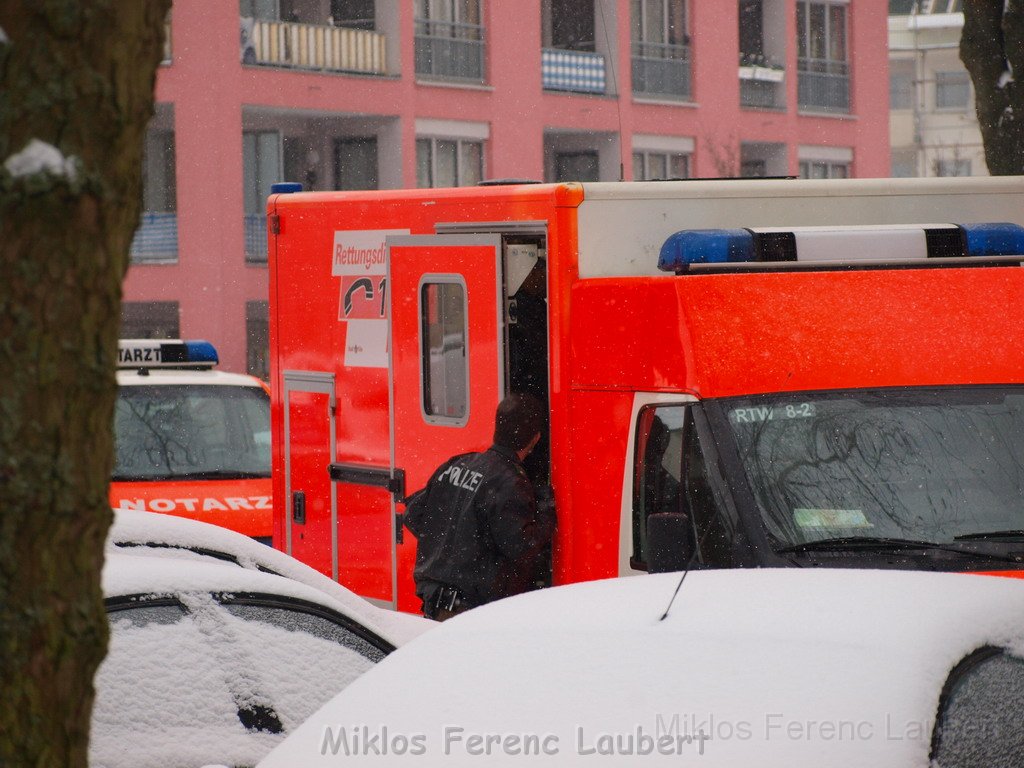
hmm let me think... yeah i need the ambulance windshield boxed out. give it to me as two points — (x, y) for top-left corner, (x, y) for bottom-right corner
(113, 385), (271, 480)
(722, 387), (1024, 548)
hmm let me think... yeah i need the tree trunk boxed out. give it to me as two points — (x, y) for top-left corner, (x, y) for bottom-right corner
(0, 3), (169, 765)
(960, 0), (1024, 175)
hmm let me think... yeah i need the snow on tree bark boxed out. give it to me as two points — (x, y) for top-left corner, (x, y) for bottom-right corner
(960, 0), (1024, 175)
(0, 2), (170, 766)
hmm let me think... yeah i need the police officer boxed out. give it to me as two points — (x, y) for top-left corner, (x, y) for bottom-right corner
(403, 393), (556, 621)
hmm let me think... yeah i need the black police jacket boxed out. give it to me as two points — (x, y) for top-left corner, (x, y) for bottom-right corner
(403, 444), (556, 607)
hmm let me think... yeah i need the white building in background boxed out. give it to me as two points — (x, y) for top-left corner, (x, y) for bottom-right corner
(888, 0), (986, 178)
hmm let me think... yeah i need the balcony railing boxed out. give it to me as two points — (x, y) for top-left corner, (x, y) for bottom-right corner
(739, 59), (785, 109)
(130, 212), (178, 264)
(414, 19), (485, 82)
(797, 57), (849, 113)
(244, 214), (267, 264)
(240, 17), (387, 75)
(541, 48), (606, 94)
(631, 41), (691, 99)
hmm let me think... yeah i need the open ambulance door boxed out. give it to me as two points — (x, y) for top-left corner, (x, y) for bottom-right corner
(388, 234), (505, 613)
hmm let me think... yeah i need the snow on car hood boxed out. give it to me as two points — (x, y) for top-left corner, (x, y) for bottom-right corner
(106, 510), (431, 646)
(258, 569), (1024, 767)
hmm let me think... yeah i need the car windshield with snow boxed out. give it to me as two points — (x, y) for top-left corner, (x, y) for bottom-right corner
(113, 382), (271, 480)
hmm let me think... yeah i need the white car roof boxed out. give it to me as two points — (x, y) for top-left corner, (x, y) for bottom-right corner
(116, 367), (267, 388)
(107, 510), (431, 646)
(258, 569), (1024, 767)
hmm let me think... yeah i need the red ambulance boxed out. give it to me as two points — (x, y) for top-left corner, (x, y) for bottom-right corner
(110, 339), (273, 542)
(268, 177), (1024, 612)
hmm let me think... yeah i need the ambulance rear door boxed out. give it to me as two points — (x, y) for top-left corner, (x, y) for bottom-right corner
(388, 234), (505, 611)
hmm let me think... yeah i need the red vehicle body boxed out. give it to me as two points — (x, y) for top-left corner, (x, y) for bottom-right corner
(269, 178), (1024, 612)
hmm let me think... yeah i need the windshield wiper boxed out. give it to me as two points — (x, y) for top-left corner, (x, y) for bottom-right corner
(112, 470), (269, 481)
(954, 530), (1024, 542)
(777, 536), (1020, 562)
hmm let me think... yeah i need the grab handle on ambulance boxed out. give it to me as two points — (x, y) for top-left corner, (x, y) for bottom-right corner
(328, 463), (406, 502)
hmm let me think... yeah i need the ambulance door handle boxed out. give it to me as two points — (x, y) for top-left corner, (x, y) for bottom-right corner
(292, 491), (306, 525)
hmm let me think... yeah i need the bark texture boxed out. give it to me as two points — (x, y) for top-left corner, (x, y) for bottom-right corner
(960, 0), (1024, 175)
(0, 2), (169, 765)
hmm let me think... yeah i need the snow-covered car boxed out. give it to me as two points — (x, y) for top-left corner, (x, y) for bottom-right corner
(91, 511), (432, 767)
(258, 569), (1024, 767)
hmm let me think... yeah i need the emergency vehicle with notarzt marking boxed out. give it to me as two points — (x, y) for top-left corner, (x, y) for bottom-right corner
(267, 177), (1024, 613)
(111, 339), (273, 542)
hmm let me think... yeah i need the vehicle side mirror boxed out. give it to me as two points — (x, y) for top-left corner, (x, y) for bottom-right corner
(647, 512), (694, 573)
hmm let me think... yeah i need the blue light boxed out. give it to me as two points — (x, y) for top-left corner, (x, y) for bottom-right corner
(658, 229), (754, 272)
(960, 223), (1024, 257)
(184, 340), (219, 365)
(271, 182), (303, 194)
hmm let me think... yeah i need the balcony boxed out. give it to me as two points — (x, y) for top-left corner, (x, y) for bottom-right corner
(244, 214), (267, 264)
(631, 41), (691, 100)
(797, 57), (849, 113)
(240, 17), (387, 76)
(414, 19), (485, 82)
(739, 54), (785, 109)
(130, 212), (178, 264)
(541, 48), (606, 94)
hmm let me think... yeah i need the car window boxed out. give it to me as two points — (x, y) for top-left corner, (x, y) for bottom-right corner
(92, 593), (388, 768)
(633, 404), (731, 568)
(931, 648), (1024, 766)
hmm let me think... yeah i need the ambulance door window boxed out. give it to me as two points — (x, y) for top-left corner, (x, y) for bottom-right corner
(421, 278), (468, 422)
(632, 404), (733, 568)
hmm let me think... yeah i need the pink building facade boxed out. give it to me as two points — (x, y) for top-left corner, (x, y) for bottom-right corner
(125, 0), (890, 375)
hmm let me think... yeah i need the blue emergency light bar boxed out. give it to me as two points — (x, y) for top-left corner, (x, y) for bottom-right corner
(658, 222), (1024, 273)
(117, 339), (219, 369)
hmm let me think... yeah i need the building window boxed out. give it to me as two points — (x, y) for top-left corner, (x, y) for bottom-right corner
(240, 0), (279, 20)
(799, 159), (849, 179)
(554, 151), (599, 182)
(740, 158), (768, 178)
(796, 1), (849, 113)
(630, 0), (691, 98)
(421, 279), (468, 423)
(935, 158), (971, 177)
(243, 130), (281, 264)
(333, 137), (379, 190)
(543, 0), (596, 51)
(414, 0), (485, 82)
(935, 71), (970, 110)
(890, 61), (914, 110)
(330, 0), (375, 30)
(416, 138), (483, 188)
(923, 0), (961, 12)
(131, 120), (179, 264)
(633, 151), (690, 180)
(246, 300), (270, 381)
(891, 149), (917, 178)
(120, 302), (180, 340)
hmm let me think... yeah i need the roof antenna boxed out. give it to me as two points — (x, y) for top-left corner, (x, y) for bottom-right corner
(597, 1), (626, 181)
(655, 514), (718, 621)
